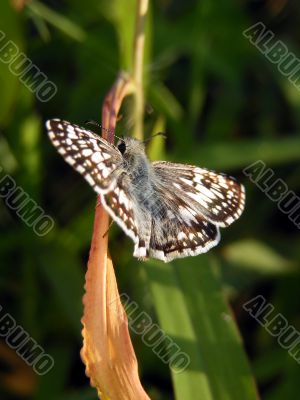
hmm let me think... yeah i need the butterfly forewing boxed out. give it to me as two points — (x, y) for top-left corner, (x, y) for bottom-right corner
(152, 161), (245, 228)
(46, 119), (122, 193)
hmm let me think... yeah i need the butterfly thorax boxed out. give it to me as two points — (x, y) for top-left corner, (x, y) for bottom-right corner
(120, 138), (152, 186)
(124, 152), (154, 196)
(119, 138), (163, 217)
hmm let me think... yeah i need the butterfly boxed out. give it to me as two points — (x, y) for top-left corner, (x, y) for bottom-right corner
(46, 119), (245, 262)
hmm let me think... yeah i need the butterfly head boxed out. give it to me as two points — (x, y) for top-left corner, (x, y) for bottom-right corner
(116, 137), (145, 156)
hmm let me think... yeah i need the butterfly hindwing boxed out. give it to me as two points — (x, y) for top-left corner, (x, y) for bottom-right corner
(148, 192), (221, 262)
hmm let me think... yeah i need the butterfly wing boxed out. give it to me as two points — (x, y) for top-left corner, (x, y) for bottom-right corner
(101, 180), (142, 252)
(144, 161), (245, 262)
(46, 119), (122, 193)
(46, 120), (245, 263)
(152, 161), (245, 228)
(102, 173), (220, 262)
(149, 207), (220, 262)
(47, 119), (146, 256)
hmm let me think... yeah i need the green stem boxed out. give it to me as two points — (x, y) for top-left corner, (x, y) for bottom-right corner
(132, 0), (149, 141)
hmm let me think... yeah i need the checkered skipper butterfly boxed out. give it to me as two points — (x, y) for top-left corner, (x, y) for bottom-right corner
(46, 119), (245, 262)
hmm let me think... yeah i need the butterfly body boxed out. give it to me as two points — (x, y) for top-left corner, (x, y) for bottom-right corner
(46, 119), (245, 262)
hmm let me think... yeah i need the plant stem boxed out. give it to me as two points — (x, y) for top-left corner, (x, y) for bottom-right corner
(101, 72), (134, 142)
(81, 2), (150, 397)
(81, 74), (147, 400)
(132, 0), (149, 141)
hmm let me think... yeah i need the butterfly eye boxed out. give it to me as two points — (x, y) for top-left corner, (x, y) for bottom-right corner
(118, 141), (126, 154)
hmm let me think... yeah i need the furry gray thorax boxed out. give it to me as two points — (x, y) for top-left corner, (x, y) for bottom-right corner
(120, 138), (166, 219)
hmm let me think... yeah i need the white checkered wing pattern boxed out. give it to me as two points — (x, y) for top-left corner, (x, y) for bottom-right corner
(46, 118), (140, 244)
(102, 183), (139, 244)
(46, 118), (245, 263)
(46, 119), (122, 193)
(152, 161), (245, 228)
(145, 161), (245, 261)
(148, 197), (221, 261)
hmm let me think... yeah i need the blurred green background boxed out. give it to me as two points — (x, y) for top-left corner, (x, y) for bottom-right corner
(0, 0), (300, 399)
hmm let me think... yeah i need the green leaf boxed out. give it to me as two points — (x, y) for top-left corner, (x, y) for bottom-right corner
(0, 0), (23, 125)
(172, 136), (300, 170)
(0, 134), (18, 173)
(147, 115), (166, 160)
(148, 83), (184, 122)
(101, 0), (136, 70)
(27, 0), (86, 42)
(222, 239), (296, 275)
(143, 255), (258, 400)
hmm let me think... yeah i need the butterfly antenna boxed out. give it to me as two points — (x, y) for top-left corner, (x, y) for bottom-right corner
(143, 132), (167, 144)
(85, 120), (122, 141)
